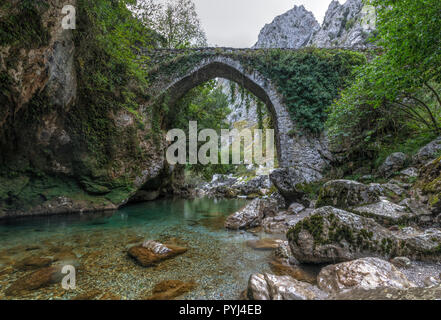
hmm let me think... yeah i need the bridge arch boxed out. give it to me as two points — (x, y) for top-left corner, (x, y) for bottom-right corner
(156, 55), (296, 168)
(145, 49), (343, 179)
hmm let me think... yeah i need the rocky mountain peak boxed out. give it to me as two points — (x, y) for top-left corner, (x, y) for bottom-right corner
(254, 0), (376, 50)
(309, 0), (376, 48)
(253, 5), (320, 49)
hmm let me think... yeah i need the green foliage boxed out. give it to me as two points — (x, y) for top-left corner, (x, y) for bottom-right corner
(135, 0), (207, 48)
(0, 0), (49, 48)
(170, 80), (235, 180)
(68, 0), (157, 167)
(373, 132), (437, 169)
(236, 48), (366, 134)
(369, 0), (441, 84)
(327, 0), (441, 161)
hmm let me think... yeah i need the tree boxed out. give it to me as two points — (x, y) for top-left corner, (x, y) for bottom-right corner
(134, 0), (207, 48)
(327, 0), (441, 158)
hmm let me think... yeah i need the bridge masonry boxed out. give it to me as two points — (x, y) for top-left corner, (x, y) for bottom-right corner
(141, 47), (366, 181)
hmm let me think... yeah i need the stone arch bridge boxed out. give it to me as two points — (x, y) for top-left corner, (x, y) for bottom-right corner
(141, 47), (367, 180)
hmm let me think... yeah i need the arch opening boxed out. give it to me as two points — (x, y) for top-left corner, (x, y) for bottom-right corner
(161, 60), (284, 166)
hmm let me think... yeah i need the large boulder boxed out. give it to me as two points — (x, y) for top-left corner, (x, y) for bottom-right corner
(315, 180), (380, 209)
(317, 257), (415, 294)
(413, 137), (441, 165)
(378, 152), (408, 178)
(269, 167), (318, 205)
(246, 273), (326, 300)
(234, 175), (272, 196)
(287, 206), (441, 264)
(224, 198), (277, 230)
(331, 286), (441, 300)
(351, 198), (420, 226)
(262, 209), (314, 234)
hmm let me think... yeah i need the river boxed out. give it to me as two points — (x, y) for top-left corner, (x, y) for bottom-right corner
(0, 198), (283, 300)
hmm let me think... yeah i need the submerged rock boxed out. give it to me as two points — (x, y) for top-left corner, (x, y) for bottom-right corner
(128, 242), (187, 267)
(287, 206), (441, 264)
(72, 289), (103, 301)
(317, 257), (415, 294)
(144, 280), (196, 300)
(316, 180), (380, 209)
(247, 273), (325, 300)
(142, 240), (172, 255)
(5, 266), (65, 296)
(14, 256), (53, 271)
(246, 238), (284, 250)
(269, 259), (316, 284)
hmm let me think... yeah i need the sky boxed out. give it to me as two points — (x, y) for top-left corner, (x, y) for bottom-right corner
(192, 0), (335, 47)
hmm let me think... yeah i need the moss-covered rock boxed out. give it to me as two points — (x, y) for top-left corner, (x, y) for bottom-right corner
(415, 156), (441, 214)
(287, 206), (441, 264)
(316, 180), (380, 209)
(0, 1), (166, 218)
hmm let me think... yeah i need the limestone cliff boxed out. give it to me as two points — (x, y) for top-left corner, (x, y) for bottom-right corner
(253, 5), (320, 49)
(254, 0), (376, 49)
(0, 0), (166, 218)
(309, 0), (376, 48)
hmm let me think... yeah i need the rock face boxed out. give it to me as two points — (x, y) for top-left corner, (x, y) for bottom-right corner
(247, 273), (325, 300)
(254, 5), (320, 49)
(309, 0), (376, 48)
(0, 1), (166, 218)
(378, 152), (408, 178)
(316, 180), (380, 209)
(224, 198), (277, 230)
(287, 206), (441, 264)
(317, 257), (415, 294)
(254, 0), (376, 49)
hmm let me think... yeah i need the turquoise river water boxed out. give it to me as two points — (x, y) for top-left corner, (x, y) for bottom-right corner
(0, 197), (287, 300)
